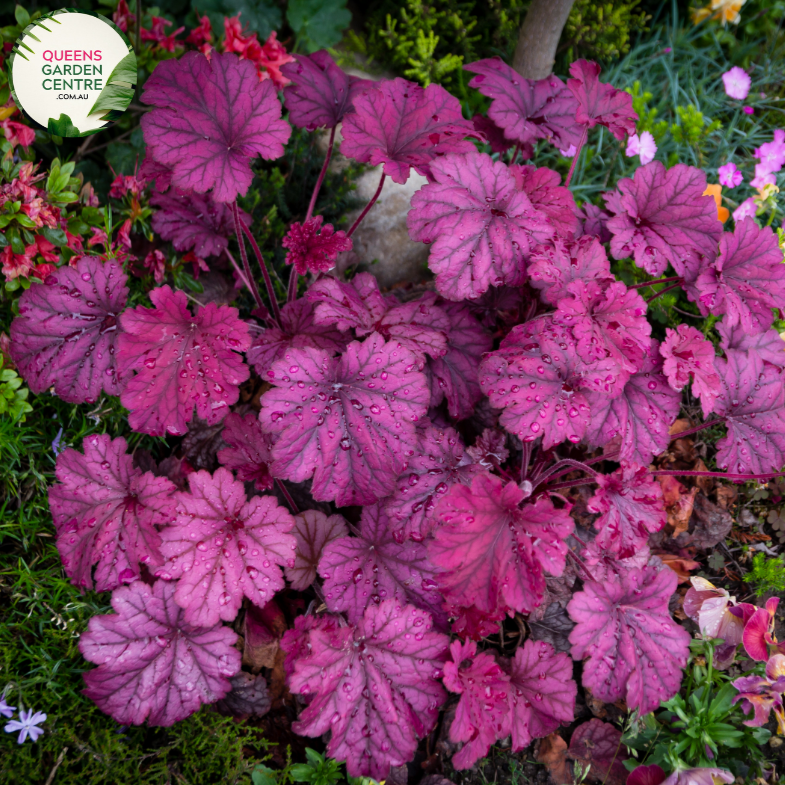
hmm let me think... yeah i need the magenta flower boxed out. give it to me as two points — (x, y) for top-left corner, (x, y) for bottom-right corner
(625, 131), (657, 164)
(722, 66), (751, 100)
(661, 768), (734, 785)
(743, 106), (755, 115)
(717, 162), (742, 188)
(4, 709), (46, 744)
(732, 653), (785, 734)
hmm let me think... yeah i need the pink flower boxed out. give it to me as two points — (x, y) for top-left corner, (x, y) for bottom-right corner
(751, 165), (776, 189)
(732, 197), (756, 222)
(559, 144), (577, 157)
(753, 129), (785, 175)
(743, 106), (754, 115)
(717, 161), (742, 188)
(722, 66), (751, 100)
(625, 131), (657, 165)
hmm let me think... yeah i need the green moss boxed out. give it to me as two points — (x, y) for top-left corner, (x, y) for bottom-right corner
(743, 552), (785, 598)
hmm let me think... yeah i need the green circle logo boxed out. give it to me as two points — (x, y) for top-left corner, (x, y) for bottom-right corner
(8, 8), (137, 138)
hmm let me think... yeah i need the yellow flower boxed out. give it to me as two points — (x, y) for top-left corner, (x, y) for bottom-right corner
(692, 0), (746, 25)
(703, 184), (729, 223)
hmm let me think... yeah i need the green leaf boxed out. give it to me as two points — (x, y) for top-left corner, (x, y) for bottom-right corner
(47, 114), (82, 137)
(286, 0), (350, 51)
(251, 765), (278, 785)
(14, 5), (30, 27)
(41, 227), (68, 247)
(88, 51), (137, 118)
(192, 0), (281, 41)
(708, 683), (736, 720)
(290, 764), (315, 783)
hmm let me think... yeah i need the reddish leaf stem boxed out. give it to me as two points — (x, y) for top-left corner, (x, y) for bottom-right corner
(629, 276), (682, 290)
(236, 208), (283, 328)
(305, 126), (336, 223)
(567, 548), (598, 583)
(347, 172), (386, 237)
(533, 458), (598, 488)
(671, 419), (720, 440)
(520, 441), (533, 481)
(231, 203), (266, 315)
(275, 479), (299, 514)
(287, 266), (298, 304)
(564, 126), (588, 188)
(652, 469), (785, 482)
(546, 478), (598, 492)
(646, 281), (683, 303)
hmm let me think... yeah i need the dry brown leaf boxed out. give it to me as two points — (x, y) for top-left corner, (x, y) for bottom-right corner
(669, 418), (692, 435)
(716, 485), (738, 511)
(584, 688), (608, 718)
(657, 553), (700, 583)
(657, 475), (699, 537)
(694, 459), (714, 494)
(690, 493), (733, 549)
(535, 732), (572, 785)
(242, 600), (287, 672)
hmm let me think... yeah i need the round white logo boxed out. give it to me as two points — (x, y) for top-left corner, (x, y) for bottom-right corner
(9, 9), (137, 137)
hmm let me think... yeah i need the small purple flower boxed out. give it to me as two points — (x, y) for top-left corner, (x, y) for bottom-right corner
(4, 708), (47, 744)
(732, 197), (757, 222)
(664, 47), (672, 53)
(51, 427), (65, 457)
(718, 162), (743, 188)
(722, 66), (751, 100)
(0, 697), (15, 719)
(743, 106), (755, 115)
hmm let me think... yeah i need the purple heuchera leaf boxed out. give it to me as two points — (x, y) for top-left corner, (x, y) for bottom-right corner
(287, 600), (449, 778)
(584, 339), (681, 465)
(215, 671), (271, 718)
(429, 472), (573, 616)
(717, 320), (785, 369)
(466, 428), (509, 469)
(285, 509), (348, 591)
(150, 188), (246, 258)
(319, 503), (446, 628)
(426, 301), (492, 419)
(479, 321), (594, 449)
(408, 151), (554, 301)
(713, 350), (785, 475)
(586, 462), (666, 559)
(10, 257), (127, 403)
(695, 218), (785, 335)
(464, 58), (582, 150)
(48, 434), (176, 592)
(528, 236), (613, 305)
(567, 565), (690, 715)
(340, 77), (478, 184)
(117, 285), (251, 436)
(627, 765), (667, 785)
(567, 60), (637, 140)
(141, 51), (291, 202)
(281, 51), (373, 130)
(472, 114), (517, 154)
(80, 579), (240, 726)
(247, 297), (349, 376)
(660, 325), (721, 417)
(582, 541), (651, 583)
(156, 467), (296, 627)
(282, 216), (353, 275)
(443, 639), (510, 770)
(501, 639), (576, 752)
(509, 165), (580, 238)
(216, 412), (275, 491)
(307, 273), (450, 366)
(604, 162), (722, 277)
(259, 334), (430, 506)
(568, 719), (629, 785)
(578, 202), (612, 244)
(384, 425), (482, 542)
(553, 280), (651, 375)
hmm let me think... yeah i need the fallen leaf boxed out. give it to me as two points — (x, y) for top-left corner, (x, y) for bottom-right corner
(693, 459), (714, 495)
(528, 602), (576, 654)
(689, 493), (733, 549)
(657, 475), (699, 537)
(715, 484), (738, 511)
(669, 418), (692, 435)
(584, 688), (609, 718)
(535, 732), (572, 785)
(656, 553), (700, 583)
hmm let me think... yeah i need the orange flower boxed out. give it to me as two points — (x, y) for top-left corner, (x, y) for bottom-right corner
(703, 184), (729, 223)
(692, 0), (746, 25)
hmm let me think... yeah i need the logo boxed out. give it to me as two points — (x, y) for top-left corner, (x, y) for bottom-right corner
(8, 8), (137, 138)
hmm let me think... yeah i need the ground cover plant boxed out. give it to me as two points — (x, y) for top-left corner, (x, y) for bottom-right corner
(3, 1), (785, 783)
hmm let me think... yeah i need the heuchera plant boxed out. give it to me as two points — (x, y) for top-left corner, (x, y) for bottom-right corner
(10, 40), (785, 777)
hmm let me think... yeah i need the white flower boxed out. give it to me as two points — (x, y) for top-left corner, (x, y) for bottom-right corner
(0, 698), (15, 719)
(625, 131), (657, 165)
(722, 66), (751, 100)
(4, 709), (47, 744)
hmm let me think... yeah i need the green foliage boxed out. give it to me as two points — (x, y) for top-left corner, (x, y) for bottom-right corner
(561, 0), (648, 63)
(626, 81), (669, 141)
(0, 356), (32, 422)
(187, 0), (281, 42)
(287, 0), (351, 52)
(670, 104), (722, 151)
(364, 0), (525, 92)
(743, 552), (785, 597)
(624, 640), (770, 777)
(290, 748), (342, 785)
